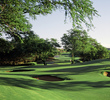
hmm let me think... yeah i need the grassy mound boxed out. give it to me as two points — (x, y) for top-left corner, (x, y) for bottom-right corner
(0, 58), (110, 100)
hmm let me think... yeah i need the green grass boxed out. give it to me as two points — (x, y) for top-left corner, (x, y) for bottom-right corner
(54, 52), (80, 64)
(1, 57), (110, 100)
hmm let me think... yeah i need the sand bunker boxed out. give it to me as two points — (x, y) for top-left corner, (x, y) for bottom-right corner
(9, 69), (34, 72)
(103, 71), (110, 77)
(33, 75), (65, 81)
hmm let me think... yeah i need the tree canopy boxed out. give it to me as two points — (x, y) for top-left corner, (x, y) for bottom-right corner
(0, 31), (60, 65)
(61, 28), (110, 63)
(61, 28), (88, 63)
(0, 0), (99, 39)
(80, 38), (110, 61)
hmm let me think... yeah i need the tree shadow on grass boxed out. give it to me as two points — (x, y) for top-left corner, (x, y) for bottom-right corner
(0, 59), (110, 91)
(0, 76), (110, 91)
(20, 59), (110, 70)
(1, 64), (110, 78)
(0, 77), (38, 90)
(21, 63), (72, 69)
(42, 64), (110, 75)
(39, 81), (110, 91)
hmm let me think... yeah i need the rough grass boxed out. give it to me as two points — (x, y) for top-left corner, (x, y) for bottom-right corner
(0, 55), (110, 100)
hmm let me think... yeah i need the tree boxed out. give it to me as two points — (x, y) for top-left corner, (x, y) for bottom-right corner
(0, 38), (14, 53)
(36, 38), (60, 65)
(0, 38), (15, 65)
(49, 38), (60, 48)
(61, 28), (88, 64)
(0, 0), (99, 40)
(0, 31), (41, 65)
(8, 32), (60, 65)
(79, 38), (110, 61)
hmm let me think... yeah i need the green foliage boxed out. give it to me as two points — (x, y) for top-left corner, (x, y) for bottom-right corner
(61, 29), (109, 62)
(36, 38), (60, 65)
(0, 0), (99, 40)
(0, 38), (14, 53)
(80, 38), (110, 61)
(61, 28), (88, 63)
(0, 31), (60, 65)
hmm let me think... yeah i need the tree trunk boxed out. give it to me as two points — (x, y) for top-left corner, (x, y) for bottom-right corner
(71, 52), (75, 64)
(42, 60), (47, 65)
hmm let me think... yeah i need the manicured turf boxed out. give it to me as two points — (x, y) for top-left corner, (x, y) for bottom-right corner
(0, 58), (110, 100)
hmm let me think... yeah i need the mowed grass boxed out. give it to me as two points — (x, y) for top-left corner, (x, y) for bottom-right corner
(53, 52), (80, 64)
(0, 55), (110, 100)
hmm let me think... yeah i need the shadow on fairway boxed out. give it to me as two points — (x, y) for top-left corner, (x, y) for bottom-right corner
(1, 64), (110, 77)
(21, 64), (72, 68)
(0, 59), (110, 91)
(10, 69), (35, 72)
(0, 76), (110, 91)
(21, 59), (110, 69)
(42, 64), (110, 75)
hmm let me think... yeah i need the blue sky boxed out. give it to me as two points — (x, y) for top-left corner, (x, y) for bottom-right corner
(29, 0), (110, 48)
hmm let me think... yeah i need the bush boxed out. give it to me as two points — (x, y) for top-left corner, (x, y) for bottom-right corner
(80, 45), (109, 61)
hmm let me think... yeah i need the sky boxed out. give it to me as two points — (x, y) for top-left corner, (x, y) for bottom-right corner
(29, 0), (110, 48)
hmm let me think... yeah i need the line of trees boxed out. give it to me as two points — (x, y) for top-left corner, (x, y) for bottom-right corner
(0, 28), (109, 65)
(0, 0), (103, 65)
(0, 31), (60, 65)
(61, 28), (110, 63)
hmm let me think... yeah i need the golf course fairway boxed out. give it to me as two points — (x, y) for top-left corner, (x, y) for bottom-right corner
(0, 59), (110, 100)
